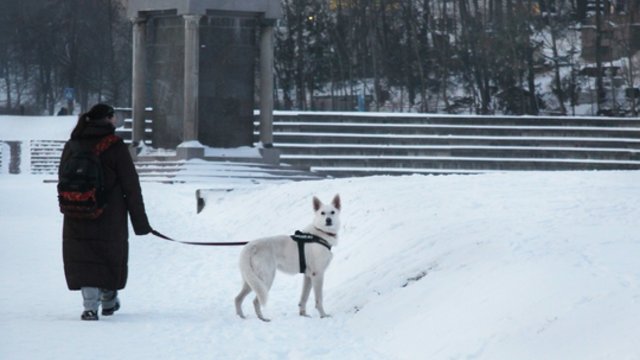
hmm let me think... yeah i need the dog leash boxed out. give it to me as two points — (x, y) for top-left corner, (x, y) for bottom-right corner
(151, 229), (248, 246)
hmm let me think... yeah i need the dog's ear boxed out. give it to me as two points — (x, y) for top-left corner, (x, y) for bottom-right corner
(332, 194), (341, 210)
(313, 196), (322, 211)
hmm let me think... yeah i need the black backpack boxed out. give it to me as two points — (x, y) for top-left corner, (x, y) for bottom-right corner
(57, 135), (120, 219)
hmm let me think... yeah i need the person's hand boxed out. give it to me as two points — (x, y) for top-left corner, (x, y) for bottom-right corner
(134, 225), (153, 236)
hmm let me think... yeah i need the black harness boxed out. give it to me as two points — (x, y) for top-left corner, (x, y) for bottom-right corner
(290, 230), (333, 273)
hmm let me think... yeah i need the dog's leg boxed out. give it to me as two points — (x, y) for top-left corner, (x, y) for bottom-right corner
(298, 275), (312, 317)
(312, 274), (330, 318)
(235, 282), (252, 319)
(251, 265), (275, 322)
(253, 297), (271, 322)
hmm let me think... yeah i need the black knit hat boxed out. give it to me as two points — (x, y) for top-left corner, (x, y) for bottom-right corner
(85, 103), (115, 120)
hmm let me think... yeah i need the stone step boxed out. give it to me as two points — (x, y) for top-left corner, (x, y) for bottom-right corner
(134, 158), (325, 183)
(136, 161), (321, 177)
(268, 113), (640, 127)
(275, 144), (640, 161)
(270, 122), (640, 138)
(265, 133), (640, 149)
(138, 172), (320, 181)
(280, 155), (640, 173)
(306, 167), (488, 176)
(136, 156), (266, 164)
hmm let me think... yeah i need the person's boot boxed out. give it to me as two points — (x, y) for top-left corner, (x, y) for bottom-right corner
(81, 310), (99, 321)
(101, 301), (120, 316)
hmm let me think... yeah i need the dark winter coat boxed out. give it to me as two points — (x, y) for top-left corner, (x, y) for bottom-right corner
(60, 120), (151, 290)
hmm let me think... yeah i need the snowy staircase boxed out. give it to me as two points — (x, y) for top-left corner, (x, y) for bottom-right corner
(133, 154), (325, 184)
(8, 112), (640, 178)
(110, 108), (324, 183)
(20, 140), (325, 184)
(260, 112), (640, 176)
(30, 140), (66, 174)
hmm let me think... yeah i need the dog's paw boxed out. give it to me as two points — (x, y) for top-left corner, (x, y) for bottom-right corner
(320, 313), (332, 319)
(258, 316), (272, 322)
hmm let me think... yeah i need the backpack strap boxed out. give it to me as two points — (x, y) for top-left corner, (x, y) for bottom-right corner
(93, 134), (121, 156)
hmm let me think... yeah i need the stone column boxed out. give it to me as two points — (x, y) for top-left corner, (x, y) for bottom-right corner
(178, 14), (204, 159)
(258, 21), (280, 164)
(131, 17), (147, 155)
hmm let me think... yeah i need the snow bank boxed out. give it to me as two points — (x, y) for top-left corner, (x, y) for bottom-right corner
(1, 170), (639, 359)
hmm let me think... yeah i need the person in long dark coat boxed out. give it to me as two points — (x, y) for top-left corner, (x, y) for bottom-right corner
(59, 103), (152, 321)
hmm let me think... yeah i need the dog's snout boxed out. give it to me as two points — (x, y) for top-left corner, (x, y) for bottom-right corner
(326, 218), (333, 226)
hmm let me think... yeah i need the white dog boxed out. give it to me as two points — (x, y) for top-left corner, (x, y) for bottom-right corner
(235, 194), (341, 321)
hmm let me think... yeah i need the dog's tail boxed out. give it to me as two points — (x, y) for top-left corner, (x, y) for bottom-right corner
(239, 245), (270, 307)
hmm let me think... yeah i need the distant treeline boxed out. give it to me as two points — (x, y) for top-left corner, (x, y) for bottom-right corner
(275, 0), (638, 115)
(0, 0), (131, 115)
(0, 0), (636, 115)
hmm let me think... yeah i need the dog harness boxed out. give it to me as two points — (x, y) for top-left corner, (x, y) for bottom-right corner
(291, 230), (332, 274)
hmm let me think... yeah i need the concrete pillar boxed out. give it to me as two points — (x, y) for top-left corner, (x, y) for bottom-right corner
(258, 21), (279, 164)
(131, 17), (147, 153)
(178, 14), (204, 159)
(259, 22), (275, 147)
(183, 14), (201, 142)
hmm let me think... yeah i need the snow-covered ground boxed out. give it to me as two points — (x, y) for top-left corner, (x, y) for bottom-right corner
(1, 115), (640, 359)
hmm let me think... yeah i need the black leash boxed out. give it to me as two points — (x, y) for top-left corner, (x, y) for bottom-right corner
(151, 229), (248, 247)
